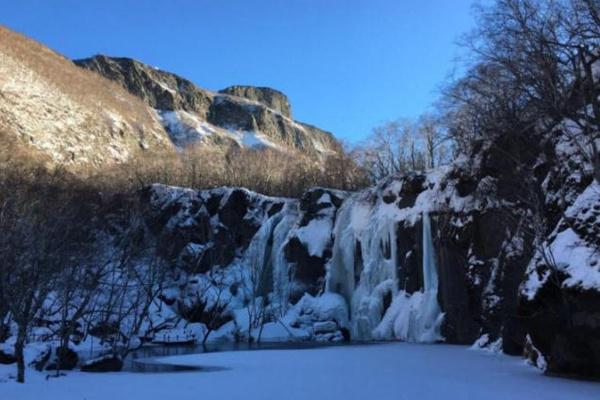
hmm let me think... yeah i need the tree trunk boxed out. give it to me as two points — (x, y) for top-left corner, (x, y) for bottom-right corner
(15, 325), (26, 383)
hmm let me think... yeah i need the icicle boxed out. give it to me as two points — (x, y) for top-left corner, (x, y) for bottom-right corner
(326, 196), (359, 303)
(422, 212), (439, 293)
(271, 203), (299, 314)
(416, 212), (444, 342)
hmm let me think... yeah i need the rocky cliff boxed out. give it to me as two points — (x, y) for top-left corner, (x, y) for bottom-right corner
(219, 85), (292, 118)
(75, 55), (340, 155)
(86, 112), (596, 377)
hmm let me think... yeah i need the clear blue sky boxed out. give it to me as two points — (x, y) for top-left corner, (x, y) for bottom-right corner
(1, 0), (475, 143)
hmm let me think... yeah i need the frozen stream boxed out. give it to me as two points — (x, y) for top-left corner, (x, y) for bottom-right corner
(2, 342), (599, 400)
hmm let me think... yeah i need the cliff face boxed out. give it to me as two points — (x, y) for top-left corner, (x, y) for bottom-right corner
(75, 55), (340, 155)
(103, 113), (597, 376)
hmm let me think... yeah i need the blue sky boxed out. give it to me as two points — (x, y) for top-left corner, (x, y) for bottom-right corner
(1, 0), (475, 143)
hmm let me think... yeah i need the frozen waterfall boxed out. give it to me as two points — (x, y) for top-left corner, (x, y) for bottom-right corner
(325, 193), (444, 342)
(240, 189), (445, 343)
(372, 212), (443, 342)
(410, 212), (444, 342)
(422, 212), (439, 293)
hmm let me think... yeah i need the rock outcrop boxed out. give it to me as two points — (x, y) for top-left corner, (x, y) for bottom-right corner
(219, 85), (292, 118)
(74, 55), (213, 119)
(75, 55), (340, 155)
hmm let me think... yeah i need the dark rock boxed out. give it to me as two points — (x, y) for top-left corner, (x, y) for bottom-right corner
(397, 174), (426, 208)
(81, 355), (123, 372)
(45, 347), (79, 371)
(395, 223), (421, 295)
(219, 85), (292, 118)
(298, 188), (346, 226)
(284, 237), (327, 301)
(75, 55), (212, 118)
(0, 350), (16, 364)
(520, 274), (600, 379)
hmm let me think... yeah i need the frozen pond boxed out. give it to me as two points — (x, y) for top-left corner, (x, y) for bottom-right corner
(2, 342), (600, 400)
(126, 340), (372, 372)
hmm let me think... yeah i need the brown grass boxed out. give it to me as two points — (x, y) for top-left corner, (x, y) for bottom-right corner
(0, 25), (160, 136)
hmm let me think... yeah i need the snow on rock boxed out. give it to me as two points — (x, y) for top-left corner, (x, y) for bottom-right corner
(522, 180), (600, 299)
(158, 110), (217, 147)
(470, 334), (503, 354)
(281, 293), (350, 341)
(294, 218), (333, 257)
(291, 293), (350, 329)
(152, 328), (196, 344)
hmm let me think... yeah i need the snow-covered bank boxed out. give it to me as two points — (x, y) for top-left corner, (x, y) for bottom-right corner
(1, 343), (599, 400)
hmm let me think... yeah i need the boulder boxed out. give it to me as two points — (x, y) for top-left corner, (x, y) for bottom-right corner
(81, 355), (123, 372)
(45, 347), (79, 371)
(0, 349), (16, 364)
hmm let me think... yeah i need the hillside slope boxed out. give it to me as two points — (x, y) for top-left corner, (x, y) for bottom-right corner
(0, 26), (174, 168)
(0, 26), (341, 172)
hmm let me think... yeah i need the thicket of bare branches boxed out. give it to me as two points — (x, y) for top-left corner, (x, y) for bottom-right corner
(352, 114), (451, 182)
(0, 158), (101, 382)
(93, 144), (370, 198)
(441, 0), (600, 182)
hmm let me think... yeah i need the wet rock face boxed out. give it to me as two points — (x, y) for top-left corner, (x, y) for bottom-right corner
(518, 177), (600, 378)
(219, 85), (292, 118)
(284, 236), (328, 300)
(433, 213), (480, 344)
(395, 223), (421, 294)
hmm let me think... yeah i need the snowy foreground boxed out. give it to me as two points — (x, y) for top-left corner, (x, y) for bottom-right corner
(2, 343), (599, 400)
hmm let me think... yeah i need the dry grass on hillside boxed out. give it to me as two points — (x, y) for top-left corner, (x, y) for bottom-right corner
(0, 26), (160, 133)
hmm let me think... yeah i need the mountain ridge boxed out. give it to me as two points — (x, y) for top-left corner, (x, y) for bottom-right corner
(74, 54), (341, 155)
(0, 26), (341, 173)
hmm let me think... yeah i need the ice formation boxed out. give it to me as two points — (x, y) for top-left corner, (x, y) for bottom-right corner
(324, 186), (444, 342)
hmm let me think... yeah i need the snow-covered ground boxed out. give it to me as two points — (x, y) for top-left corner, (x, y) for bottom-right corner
(2, 343), (599, 400)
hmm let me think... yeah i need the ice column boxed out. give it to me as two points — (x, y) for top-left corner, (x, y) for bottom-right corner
(416, 212), (443, 342)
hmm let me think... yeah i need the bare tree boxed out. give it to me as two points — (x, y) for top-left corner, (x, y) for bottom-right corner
(0, 168), (95, 382)
(175, 268), (233, 345)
